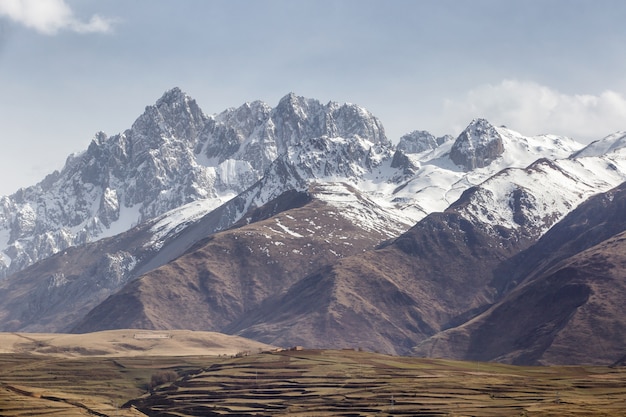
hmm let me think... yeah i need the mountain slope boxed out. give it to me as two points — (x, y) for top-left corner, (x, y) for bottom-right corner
(225, 146), (626, 355)
(225, 211), (521, 354)
(413, 181), (626, 365)
(72, 184), (403, 333)
(74, 145), (626, 354)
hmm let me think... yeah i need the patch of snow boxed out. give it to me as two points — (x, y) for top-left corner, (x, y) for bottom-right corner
(313, 182), (412, 237)
(274, 218), (304, 238)
(0, 228), (10, 267)
(99, 203), (142, 239)
(147, 197), (226, 249)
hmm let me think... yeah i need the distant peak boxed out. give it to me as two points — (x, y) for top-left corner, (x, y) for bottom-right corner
(156, 87), (190, 107)
(277, 92), (309, 107)
(570, 130), (626, 158)
(132, 87), (205, 140)
(397, 130), (437, 154)
(275, 93), (324, 118)
(450, 118), (504, 170)
(458, 118), (501, 142)
(466, 118), (494, 129)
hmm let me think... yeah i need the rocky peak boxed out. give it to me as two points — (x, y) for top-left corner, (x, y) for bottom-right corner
(201, 100), (274, 166)
(131, 87), (207, 150)
(397, 131), (436, 154)
(449, 118), (504, 170)
(330, 103), (388, 146)
(271, 93), (388, 152)
(390, 149), (419, 178)
(217, 101), (272, 135)
(272, 93), (327, 152)
(397, 131), (453, 154)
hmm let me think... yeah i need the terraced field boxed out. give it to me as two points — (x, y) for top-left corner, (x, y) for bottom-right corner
(1, 349), (625, 416)
(130, 350), (626, 416)
(0, 353), (208, 416)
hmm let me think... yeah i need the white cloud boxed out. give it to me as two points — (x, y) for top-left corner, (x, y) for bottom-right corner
(442, 80), (626, 142)
(0, 0), (114, 35)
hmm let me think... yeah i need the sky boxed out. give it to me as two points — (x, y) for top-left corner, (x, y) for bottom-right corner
(1, 0), (626, 196)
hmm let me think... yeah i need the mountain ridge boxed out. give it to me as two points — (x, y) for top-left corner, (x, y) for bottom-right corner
(2, 88), (626, 364)
(413, 181), (626, 364)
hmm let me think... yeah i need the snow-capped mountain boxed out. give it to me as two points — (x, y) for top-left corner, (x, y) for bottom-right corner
(570, 130), (626, 158)
(214, 136), (626, 358)
(414, 180), (626, 365)
(0, 89), (581, 280)
(368, 118), (583, 220)
(2, 88), (626, 363)
(0, 89), (390, 278)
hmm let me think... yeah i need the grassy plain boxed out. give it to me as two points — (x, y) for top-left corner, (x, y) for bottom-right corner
(0, 334), (624, 416)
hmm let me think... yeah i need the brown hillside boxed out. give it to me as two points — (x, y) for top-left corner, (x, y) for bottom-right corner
(228, 211), (529, 355)
(414, 182), (626, 365)
(415, 231), (626, 365)
(0, 224), (155, 332)
(72, 194), (395, 334)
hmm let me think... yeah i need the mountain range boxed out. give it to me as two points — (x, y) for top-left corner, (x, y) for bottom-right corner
(1, 88), (626, 365)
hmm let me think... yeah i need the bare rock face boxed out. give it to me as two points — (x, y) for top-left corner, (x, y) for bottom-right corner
(450, 119), (505, 170)
(397, 130), (451, 154)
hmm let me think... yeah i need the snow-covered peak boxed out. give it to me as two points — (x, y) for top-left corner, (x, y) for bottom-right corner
(216, 100), (272, 126)
(276, 92), (323, 115)
(570, 131), (626, 158)
(270, 93), (388, 153)
(449, 119), (505, 170)
(451, 148), (626, 240)
(460, 118), (500, 144)
(130, 87), (207, 151)
(329, 103), (388, 146)
(397, 130), (450, 154)
(448, 119), (583, 172)
(156, 86), (188, 106)
(493, 126), (583, 165)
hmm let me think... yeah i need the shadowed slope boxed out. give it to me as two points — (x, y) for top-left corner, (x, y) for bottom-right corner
(414, 182), (626, 365)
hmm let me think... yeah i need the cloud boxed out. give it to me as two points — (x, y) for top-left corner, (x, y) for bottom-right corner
(0, 0), (114, 35)
(442, 80), (626, 141)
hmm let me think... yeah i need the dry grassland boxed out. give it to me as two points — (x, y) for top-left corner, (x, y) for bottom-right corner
(128, 349), (626, 416)
(0, 336), (624, 416)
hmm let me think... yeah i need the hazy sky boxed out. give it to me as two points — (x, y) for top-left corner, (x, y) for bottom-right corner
(1, 0), (626, 195)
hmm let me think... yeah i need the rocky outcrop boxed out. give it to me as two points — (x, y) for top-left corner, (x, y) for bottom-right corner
(449, 118), (504, 170)
(397, 130), (451, 154)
